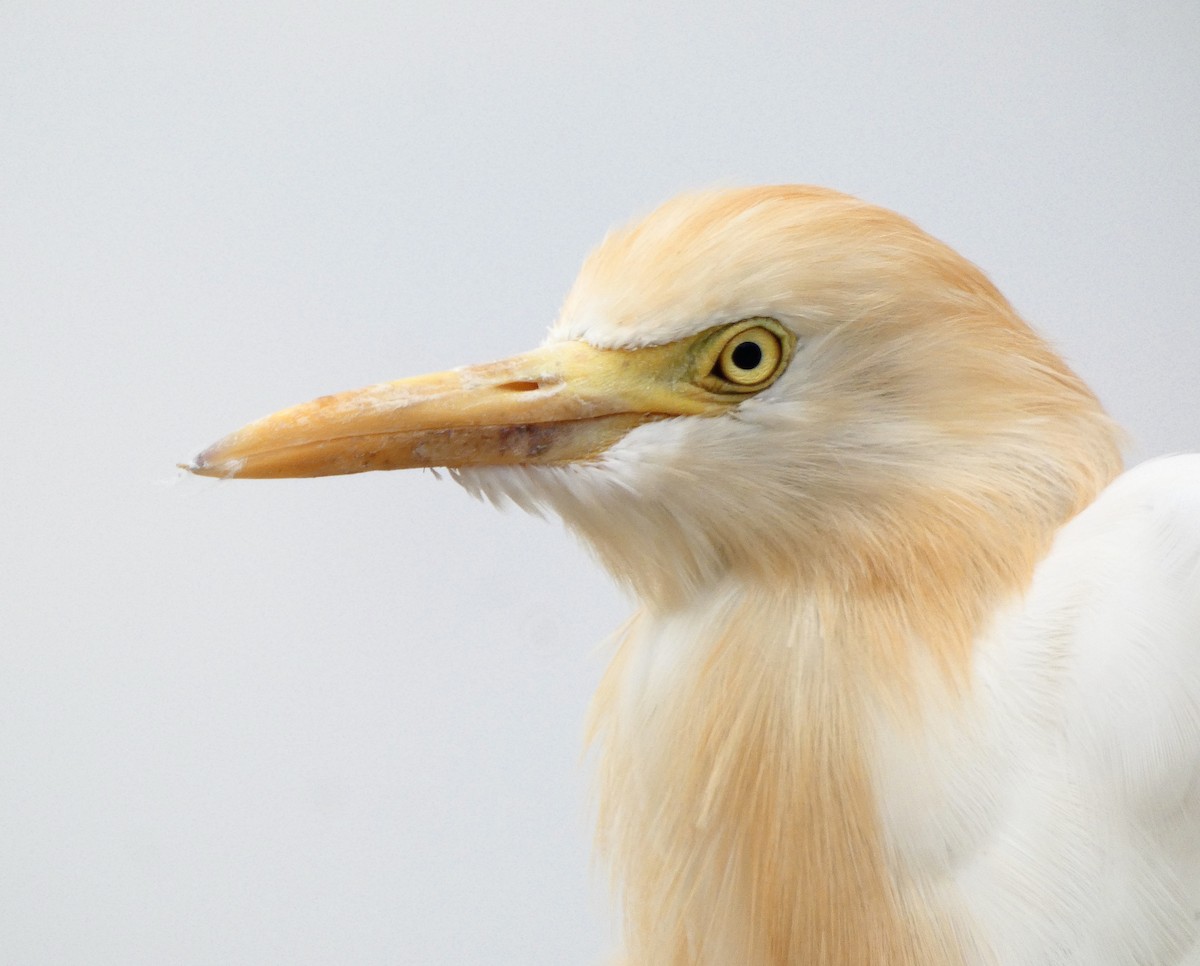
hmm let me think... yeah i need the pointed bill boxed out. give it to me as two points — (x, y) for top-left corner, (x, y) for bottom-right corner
(188, 339), (721, 479)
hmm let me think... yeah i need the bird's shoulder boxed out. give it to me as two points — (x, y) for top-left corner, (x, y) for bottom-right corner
(1022, 453), (1200, 820)
(1022, 454), (1200, 638)
(1063, 453), (1200, 558)
(943, 457), (1200, 964)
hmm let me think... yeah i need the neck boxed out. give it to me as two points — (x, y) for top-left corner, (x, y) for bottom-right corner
(585, 464), (1116, 965)
(589, 581), (968, 965)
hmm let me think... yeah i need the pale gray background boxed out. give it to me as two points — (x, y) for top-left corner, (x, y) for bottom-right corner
(3, 2), (1198, 963)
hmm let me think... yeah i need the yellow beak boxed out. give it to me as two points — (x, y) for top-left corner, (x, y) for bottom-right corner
(188, 338), (720, 479)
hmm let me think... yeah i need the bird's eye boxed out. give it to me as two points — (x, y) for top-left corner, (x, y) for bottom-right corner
(694, 318), (794, 396)
(713, 325), (785, 388)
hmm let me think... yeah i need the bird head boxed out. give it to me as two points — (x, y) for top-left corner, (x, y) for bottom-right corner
(191, 187), (1120, 607)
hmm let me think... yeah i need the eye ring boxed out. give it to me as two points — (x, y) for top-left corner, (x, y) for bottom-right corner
(713, 325), (785, 388)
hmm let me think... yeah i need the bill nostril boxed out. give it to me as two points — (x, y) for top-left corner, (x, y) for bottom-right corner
(495, 380), (542, 392)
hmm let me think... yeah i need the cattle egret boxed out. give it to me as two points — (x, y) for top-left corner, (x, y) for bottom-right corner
(191, 187), (1200, 965)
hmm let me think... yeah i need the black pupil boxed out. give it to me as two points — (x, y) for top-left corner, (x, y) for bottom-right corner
(730, 340), (763, 371)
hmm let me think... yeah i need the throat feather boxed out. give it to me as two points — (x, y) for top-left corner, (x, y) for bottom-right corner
(588, 588), (969, 966)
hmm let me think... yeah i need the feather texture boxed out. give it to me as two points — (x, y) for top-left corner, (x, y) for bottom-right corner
(459, 187), (1197, 964)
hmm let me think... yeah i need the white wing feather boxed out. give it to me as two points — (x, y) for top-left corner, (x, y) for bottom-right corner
(898, 456), (1200, 964)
